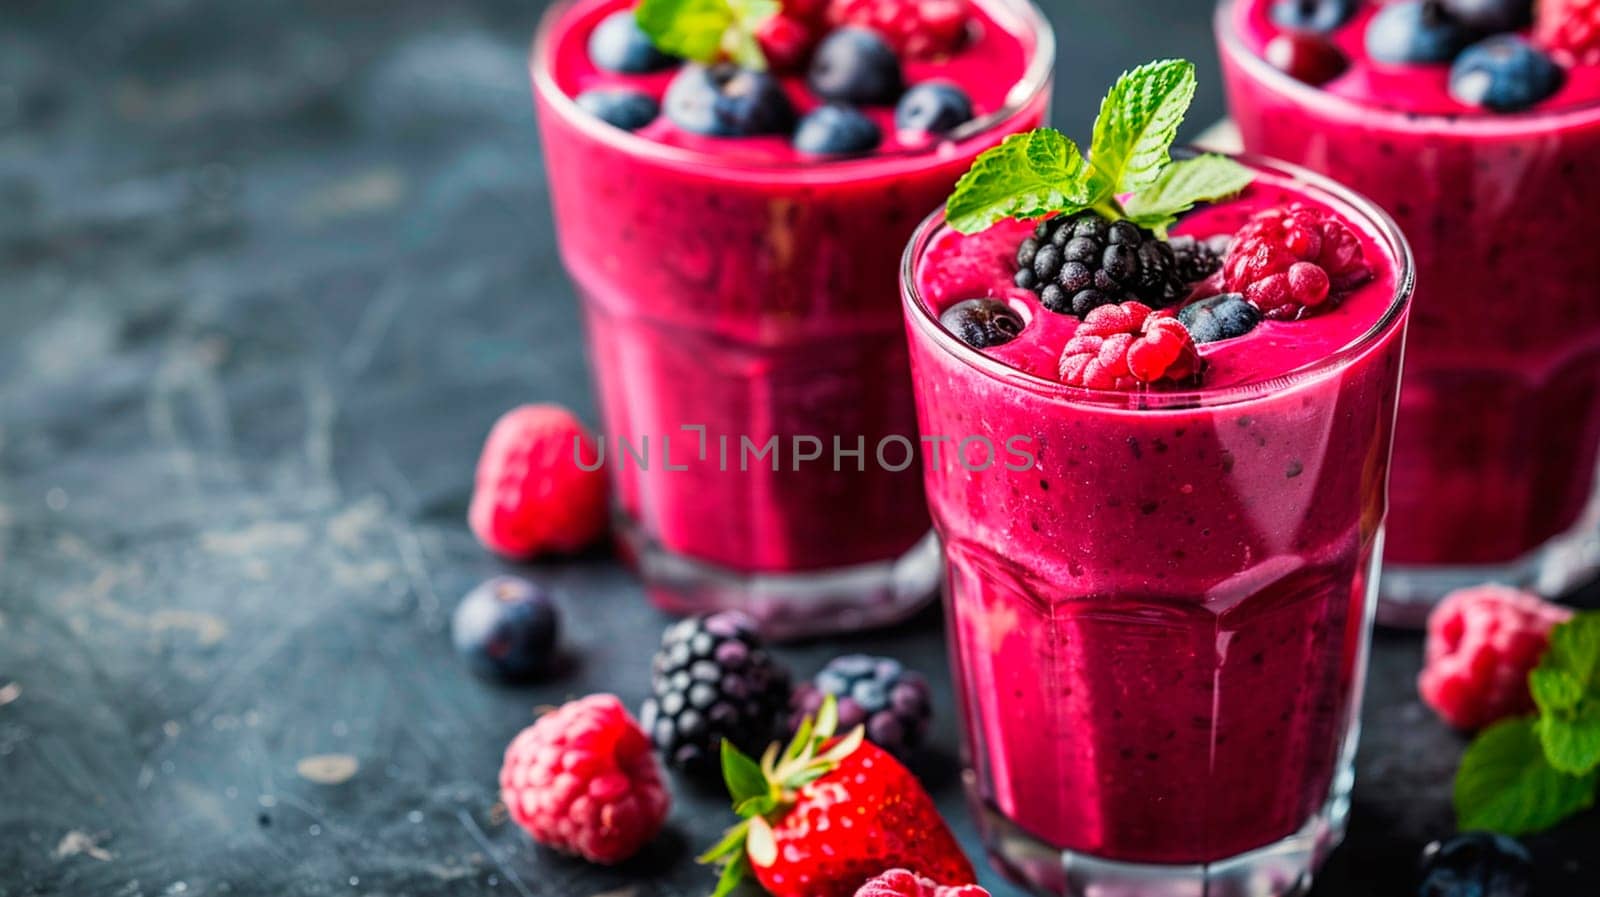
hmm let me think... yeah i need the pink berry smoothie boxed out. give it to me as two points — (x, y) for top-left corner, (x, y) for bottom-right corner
(1218, 0), (1600, 615)
(531, 0), (1052, 638)
(901, 158), (1411, 890)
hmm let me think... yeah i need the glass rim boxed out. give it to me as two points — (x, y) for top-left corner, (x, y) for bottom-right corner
(899, 148), (1416, 413)
(529, 0), (1056, 179)
(1214, 0), (1600, 136)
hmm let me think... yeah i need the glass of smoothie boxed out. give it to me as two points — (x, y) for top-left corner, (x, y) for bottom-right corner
(530, 0), (1053, 639)
(902, 125), (1413, 892)
(1217, 0), (1600, 623)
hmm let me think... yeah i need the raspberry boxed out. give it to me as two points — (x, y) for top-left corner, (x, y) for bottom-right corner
(855, 869), (990, 897)
(758, 13), (819, 72)
(826, 0), (972, 59)
(639, 612), (792, 777)
(1536, 0), (1600, 64)
(1058, 301), (1200, 390)
(1418, 585), (1573, 731)
(499, 694), (670, 864)
(469, 404), (608, 559)
(1016, 212), (1188, 317)
(789, 654), (932, 759)
(1221, 203), (1370, 321)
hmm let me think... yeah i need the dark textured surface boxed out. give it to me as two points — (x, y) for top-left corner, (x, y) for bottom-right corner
(1, 1), (1597, 895)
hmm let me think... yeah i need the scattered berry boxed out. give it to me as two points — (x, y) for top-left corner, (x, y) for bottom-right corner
(1270, 0), (1357, 33)
(1365, 1), (1472, 65)
(1169, 234), (1231, 286)
(1265, 33), (1350, 85)
(1418, 584), (1572, 730)
(639, 612), (791, 777)
(855, 869), (990, 897)
(1016, 211), (1188, 317)
(758, 13), (819, 73)
(469, 404), (608, 560)
(1177, 293), (1262, 344)
(939, 298), (1025, 349)
(1450, 35), (1564, 112)
(1440, 0), (1533, 32)
(703, 700), (976, 897)
(664, 64), (797, 137)
(1536, 0), (1600, 64)
(1221, 203), (1370, 320)
(789, 655), (932, 759)
(808, 27), (905, 105)
(575, 88), (659, 131)
(500, 694), (670, 864)
(794, 104), (884, 155)
(785, 0), (831, 25)
(1058, 301), (1200, 389)
(1419, 832), (1533, 897)
(895, 81), (975, 137)
(588, 10), (676, 73)
(827, 0), (972, 59)
(452, 576), (561, 682)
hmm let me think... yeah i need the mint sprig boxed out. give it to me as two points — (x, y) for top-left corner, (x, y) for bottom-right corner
(944, 59), (1252, 237)
(635, 0), (778, 70)
(1455, 610), (1600, 835)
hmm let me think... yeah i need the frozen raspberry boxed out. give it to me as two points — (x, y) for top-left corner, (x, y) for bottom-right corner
(469, 404), (608, 559)
(826, 0), (972, 59)
(758, 13), (819, 72)
(499, 694), (670, 864)
(1537, 0), (1600, 64)
(855, 869), (990, 897)
(1221, 203), (1370, 321)
(1058, 301), (1200, 390)
(1418, 585), (1573, 731)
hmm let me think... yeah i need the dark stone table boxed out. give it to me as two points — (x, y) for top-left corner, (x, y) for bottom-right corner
(2, 1), (1596, 895)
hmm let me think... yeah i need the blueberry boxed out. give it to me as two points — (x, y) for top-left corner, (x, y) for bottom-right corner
(575, 88), (659, 131)
(1270, 0), (1357, 33)
(1439, 0), (1532, 32)
(1450, 35), (1563, 111)
(1177, 293), (1262, 343)
(588, 10), (675, 73)
(1265, 33), (1350, 85)
(940, 298), (1025, 348)
(1419, 832), (1532, 897)
(1366, 1), (1472, 64)
(894, 81), (974, 136)
(664, 64), (796, 136)
(808, 27), (904, 105)
(451, 576), (561, 682)
(793, 104), (882, 155)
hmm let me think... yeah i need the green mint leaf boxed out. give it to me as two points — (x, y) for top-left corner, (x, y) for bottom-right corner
(1085, 59), (1197, 203)
(1531, 612), (1600, 774)
(1455, 717), (1598, 835)
(710, 851), (751, 897)
(721, 740), (770, 806)
(944, 129), (1091, 234)
(635, 0), (775, 67)
(1123, 154), (1254, 238)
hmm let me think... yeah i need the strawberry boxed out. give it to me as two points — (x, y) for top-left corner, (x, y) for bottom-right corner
(699, 697), (976, 897)
(1536, 0), (1600, 64)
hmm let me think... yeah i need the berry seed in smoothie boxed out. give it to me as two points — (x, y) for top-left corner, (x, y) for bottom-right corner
(903, 60), (1412, 894)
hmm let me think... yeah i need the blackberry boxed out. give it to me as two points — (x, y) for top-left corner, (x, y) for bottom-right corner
(1169, 234), (1232, 287)
(1013, 211), (1186, 317)
(639, 611), (791, 777)
(788, 655), (931, 759)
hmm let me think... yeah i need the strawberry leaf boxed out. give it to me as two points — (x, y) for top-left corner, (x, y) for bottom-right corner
(710, 852), (751, 897)
(722, 740), (770, 806)
(697, 820), (750, 865)
(746, 815), (778, 867)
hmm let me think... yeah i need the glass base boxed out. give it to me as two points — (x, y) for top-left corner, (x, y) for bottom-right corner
(1379, 524), (1600, 628)
(968, 766), (1352, 897)
(617, 515), (942, 642)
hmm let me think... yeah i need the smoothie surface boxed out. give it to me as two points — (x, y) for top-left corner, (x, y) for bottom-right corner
(546, 0), (1035, 162)
(1230, 0), (1600, 117)
(914, 174), (1402, 393)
